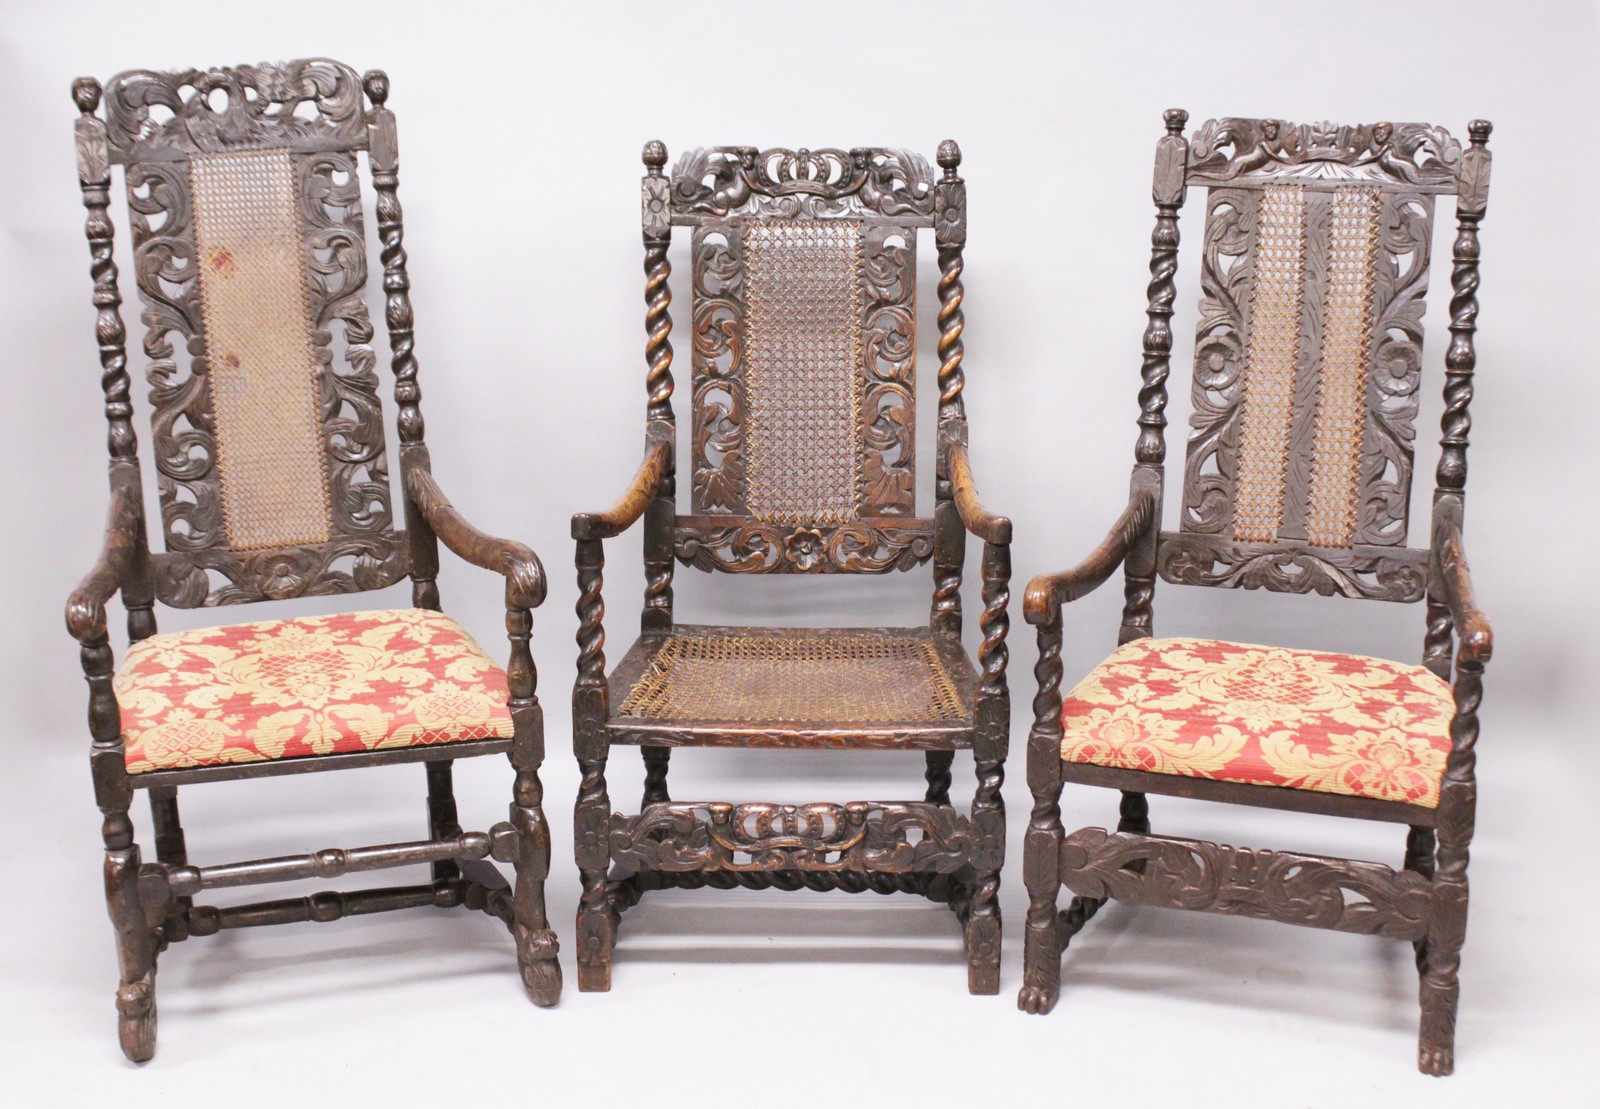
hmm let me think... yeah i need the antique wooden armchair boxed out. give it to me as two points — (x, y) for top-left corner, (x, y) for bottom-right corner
(572, 141), (1010, 993)
(1017, 112), (1493, 1076)
(65, 60), (560, 1062)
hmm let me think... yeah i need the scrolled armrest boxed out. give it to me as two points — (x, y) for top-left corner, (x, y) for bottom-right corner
(405, 467), (546, 609)
(65, 480), (143, 644)
(1023, 490), (1157, 625)
(947, 441), (1011, 545)
(1432, 523), (1493, 665)
(571, 427), (672, 542)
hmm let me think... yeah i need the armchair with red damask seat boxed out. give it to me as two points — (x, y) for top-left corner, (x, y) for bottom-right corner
(1017, 110), (1494, 1077)
(65, 59), (559, 1062)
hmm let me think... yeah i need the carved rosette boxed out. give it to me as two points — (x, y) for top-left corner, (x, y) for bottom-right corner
(104, 60), (404, 606)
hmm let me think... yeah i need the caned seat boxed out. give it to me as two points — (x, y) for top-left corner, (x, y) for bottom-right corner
(1058, 637), (1453, 808)
(116, 610), (513, 774)
(608, 626), (977, 745)
(572, 141), (1011, 995)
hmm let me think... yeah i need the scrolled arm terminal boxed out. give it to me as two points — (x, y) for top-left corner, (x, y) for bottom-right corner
(1431, 522), (1492, 665)
(65, 479), (143, 644)
(405, 467), (546, 610)
(1023, 490), (1157, 624)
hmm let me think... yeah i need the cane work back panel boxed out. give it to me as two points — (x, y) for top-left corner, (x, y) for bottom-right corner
(102, 59), (403, 606)
(1159, 119), (1466, 602)
(667, 147), (940, 573)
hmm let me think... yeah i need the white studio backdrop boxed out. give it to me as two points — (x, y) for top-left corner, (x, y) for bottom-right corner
(0, 0), (1595, 1103)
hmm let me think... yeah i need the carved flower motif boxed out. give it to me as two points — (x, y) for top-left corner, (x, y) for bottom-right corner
(784, 528), (828, 571)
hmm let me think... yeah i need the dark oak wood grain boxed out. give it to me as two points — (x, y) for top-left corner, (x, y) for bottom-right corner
(1018, 111), (1495, 1078)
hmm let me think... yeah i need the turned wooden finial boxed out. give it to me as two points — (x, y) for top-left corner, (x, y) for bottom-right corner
(1468, 119), (1492, 147)
(642, 139), (667, 174)
(1163, 108), (1189, 134)
(362, 69), (390, 107)
(937, 139), (961, 178)
(72, 77), (102, 114)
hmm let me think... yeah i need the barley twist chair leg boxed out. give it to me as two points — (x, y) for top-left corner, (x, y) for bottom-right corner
(924, 751), (955, 805)
(641, 746), (671, 805)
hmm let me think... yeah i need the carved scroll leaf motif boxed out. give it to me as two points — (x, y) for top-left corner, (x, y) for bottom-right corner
(690, 229), (746, 515)
(674, 521), (934, 574)
(1157, 535), (1427, 602)
(105, 60), (365, 158)
(1060, 828), (1432, 940)
(610, 801), (973, 875)
(116, 62), (404, 606)
(1186, 118), (1463, 187)
(1356, 192), (1432, 546)
(1182, 188), (1256, 537)
(669, 147), (935, 219)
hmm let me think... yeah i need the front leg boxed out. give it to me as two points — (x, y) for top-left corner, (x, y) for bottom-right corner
(504, 604), (560, 1005)
(1019, 614), (1065, 1015)
(964, 537), (1010, 994)
(574, 754), (614, 991)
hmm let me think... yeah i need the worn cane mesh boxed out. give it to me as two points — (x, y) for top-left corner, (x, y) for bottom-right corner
(618, 632), (965, 724)
(1232, 185), (1307, 544)
(190, 148), (333, 551)
(742, 220), (865, 526)
(1305, 187), (1383, 548)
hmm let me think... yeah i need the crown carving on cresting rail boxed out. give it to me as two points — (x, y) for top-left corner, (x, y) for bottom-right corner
(1187, 118), (1463, 187)
(103, 58), (366, 158)
(670, 146), (936, 218)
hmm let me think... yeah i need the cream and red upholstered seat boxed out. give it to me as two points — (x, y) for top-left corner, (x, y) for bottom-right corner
(114, 609), (513, 774)
(1059, 636), (1454, 808)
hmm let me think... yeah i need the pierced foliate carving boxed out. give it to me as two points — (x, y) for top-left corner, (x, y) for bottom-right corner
(610, 801), (975, 876)
(674, 519), (933, 574)
(107, 61), (403, 606)
(679, 146), (927, 573)
(1187, 118), (1463, 188)
(104, 60), (365, 159)
(1059, 828), (1432, 941)
(669, 146), (936, 219)
(1171, 145), (1442, 598)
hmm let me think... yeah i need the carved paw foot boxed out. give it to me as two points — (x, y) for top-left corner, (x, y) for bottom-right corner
(577, 960), (612, 993)
(515, 926), (562, 1007)
(1017, 984), (1059, 1015)
(116, 971), (157, 1063)
(1418, 1042), (1454, 1077)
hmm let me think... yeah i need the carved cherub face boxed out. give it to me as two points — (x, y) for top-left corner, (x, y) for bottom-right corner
(1373, 121), (1393, 145)
(1262, 120), (1279, 141)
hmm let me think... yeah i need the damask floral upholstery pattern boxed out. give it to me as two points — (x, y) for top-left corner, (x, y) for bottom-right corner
(115, 609), (513, 774)
(1059, 637), (1454, 807)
